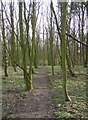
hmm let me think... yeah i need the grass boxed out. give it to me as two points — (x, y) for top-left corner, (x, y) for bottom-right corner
(1, 66), (39, 104)
(1, 66), (39, 118)
(2, 66), (39, 91)
(0, 65), (88, 119)
(2, 74), (25, 91)
(47, 65), (88, 119)
(46, 66), (61, 74)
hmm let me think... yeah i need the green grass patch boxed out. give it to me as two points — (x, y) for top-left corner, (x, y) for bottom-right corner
(47, 65), (87, 119)
(2, 75), (25, 91)
(54, 111), (74, 119)
(2, 66), (39, 91)
(73, 66), (87, 74)
(46, 66), (61, 74)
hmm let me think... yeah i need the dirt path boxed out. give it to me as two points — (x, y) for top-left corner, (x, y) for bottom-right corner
(11, 66), (54, 118)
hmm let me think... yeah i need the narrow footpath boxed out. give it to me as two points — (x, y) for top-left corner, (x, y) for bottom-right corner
(14, 66), (54, 118)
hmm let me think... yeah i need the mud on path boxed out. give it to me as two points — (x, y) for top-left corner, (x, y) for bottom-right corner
(2, 66), (54, 118)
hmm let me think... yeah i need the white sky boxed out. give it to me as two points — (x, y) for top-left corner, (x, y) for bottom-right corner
(1, 0), (57, 37)
(1, 0), (87, 39)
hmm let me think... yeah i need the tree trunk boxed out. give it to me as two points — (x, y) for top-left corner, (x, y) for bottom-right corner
(85, 2), (88, 67)
(81, 3), (85, 66)
(10, 2), (17, 72)
(1, 3), (8, 77)
(19, 2), (31, 91)
(29, 1), (36, 90)
(50, 1), (54, 75)
(66, 38), (75, 76)
(61, 2), (71, 101)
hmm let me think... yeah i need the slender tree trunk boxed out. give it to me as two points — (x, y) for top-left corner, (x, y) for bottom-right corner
(34, 43), (38, 68)
(34, 35), (38, 68)
(66, 40), (75, 76)
(10, 2), (17, 72)
(31, 1), (37, 69)
(51, 2), (71, 100)
(66, 2), (75, 76)
(86, 1), (88, 107)
(81, 3), (85, 66)
(1, 3), (8, 77)
(42, 7), (45, 66)
(73, 15), (76, 66)
(61, 2), (71, 101)
(29, 1), (36, 90)
(50, 1), (54, 75)
(24, 2), (31, 69)
(19, 2), (31, 91)
(85, 2), (88, 67)
(56, 36), (61, 66)
(16, 23), (20, 65)
(78, 7), (81, 65)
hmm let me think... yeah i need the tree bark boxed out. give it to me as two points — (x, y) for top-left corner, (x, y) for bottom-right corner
(1, 2), (8, 77)
(10, 2), (17, 72)
(61, 2), (71, 101)
(19, 2), (31, 91)
(50, 1), (54, 75)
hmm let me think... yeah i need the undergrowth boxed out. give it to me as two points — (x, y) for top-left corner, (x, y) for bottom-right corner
(47, 65), (88, 119)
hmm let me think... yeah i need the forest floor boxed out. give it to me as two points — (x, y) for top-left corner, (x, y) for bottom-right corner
(1, 66), (88, 119)
(2, 66), (55, 119)
(47, 66), (88, 119)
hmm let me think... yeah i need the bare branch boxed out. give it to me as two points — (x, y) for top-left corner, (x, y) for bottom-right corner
(51, 1), (88, 47)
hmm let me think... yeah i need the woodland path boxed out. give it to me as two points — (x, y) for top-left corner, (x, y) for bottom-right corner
(3, 66), (54, 118)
